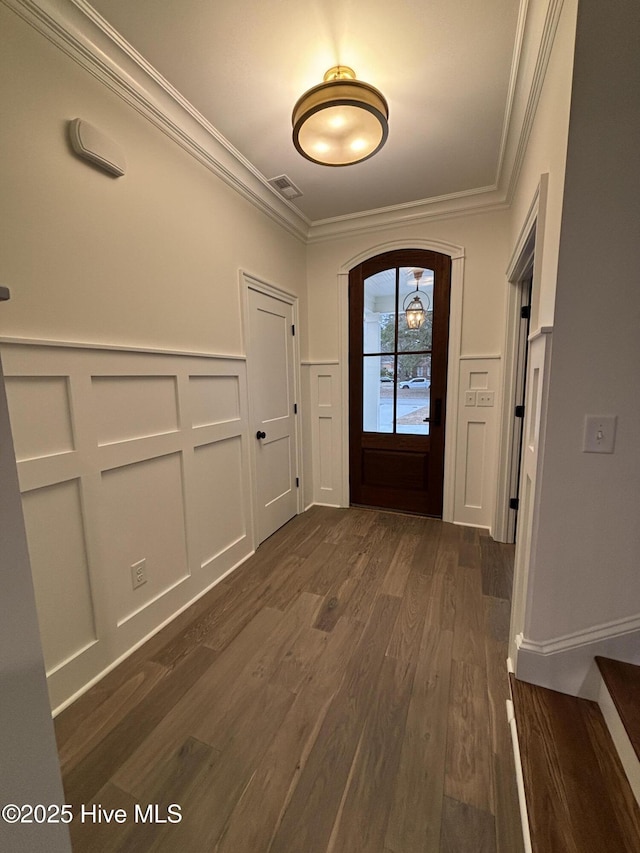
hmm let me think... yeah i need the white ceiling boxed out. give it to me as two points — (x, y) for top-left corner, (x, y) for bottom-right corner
(88, 0), (522, 223)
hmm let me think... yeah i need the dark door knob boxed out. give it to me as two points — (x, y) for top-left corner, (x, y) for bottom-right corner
(256, 431), (266, 439)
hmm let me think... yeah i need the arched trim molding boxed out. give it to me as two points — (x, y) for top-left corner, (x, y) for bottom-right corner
(338, 238), (465, 272)
(336, 237), (465, 521)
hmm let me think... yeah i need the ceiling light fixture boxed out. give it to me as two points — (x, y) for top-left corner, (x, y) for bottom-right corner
(403, 269), (429, 330)
(292, 66), (389, 167)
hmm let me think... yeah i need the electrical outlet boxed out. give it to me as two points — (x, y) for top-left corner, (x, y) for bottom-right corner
(131, 559), (147, 590)
(464, 391), (477, 407)
(477, 391), (495, 407)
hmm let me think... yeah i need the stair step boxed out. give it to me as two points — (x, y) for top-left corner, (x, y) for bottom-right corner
(596, 656), (640, 762)
(510, 674), (640, 853)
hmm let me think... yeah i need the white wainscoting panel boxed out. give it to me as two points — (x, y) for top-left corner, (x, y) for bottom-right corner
(93, 375), (179, 446)
(307, 363), (343, 507)
(1, 340), (253, 711)
(5, 376), (75, 460)
(101, 452), (189, 627)
(193, 436), (247, 568)
(188, 374), (240, 427)
(454, 357), (502, 528)
(22, 479), (96, 674)
(464, 421), (487, 509)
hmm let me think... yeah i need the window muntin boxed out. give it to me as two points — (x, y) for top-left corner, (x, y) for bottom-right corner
(362, 266), (433, 435)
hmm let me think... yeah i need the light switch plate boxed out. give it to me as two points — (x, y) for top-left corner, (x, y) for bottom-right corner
(465, 391), (477, 407)
(583, 415), (617, 453)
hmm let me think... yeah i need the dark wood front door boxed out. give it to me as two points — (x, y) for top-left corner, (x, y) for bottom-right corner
(349, 249), (451, 516)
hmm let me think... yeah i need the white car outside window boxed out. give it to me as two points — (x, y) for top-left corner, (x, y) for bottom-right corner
(399, 377), (430, 389)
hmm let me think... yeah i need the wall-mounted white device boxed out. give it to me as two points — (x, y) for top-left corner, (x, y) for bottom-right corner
(68, 118), (126, 177)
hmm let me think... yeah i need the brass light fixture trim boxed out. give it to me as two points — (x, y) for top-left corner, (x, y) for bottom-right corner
(292, 65), (389, 166)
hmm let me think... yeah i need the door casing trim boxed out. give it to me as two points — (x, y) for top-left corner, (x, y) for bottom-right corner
(239, 270), (303, 549)
(337, 238), (465, 522)
(494, 173), (548, 542)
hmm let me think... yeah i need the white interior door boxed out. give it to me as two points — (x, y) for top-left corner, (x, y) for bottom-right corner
(247, 286), (298, 544)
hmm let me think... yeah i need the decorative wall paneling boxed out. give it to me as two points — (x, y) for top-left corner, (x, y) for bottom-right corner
(308, 348), (502, 526)
(305, 362), (343, 507)
(1, 341), (253, 712)
(454, 356), (502, 529)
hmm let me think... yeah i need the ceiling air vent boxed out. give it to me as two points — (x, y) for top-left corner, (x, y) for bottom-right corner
(268, 174), (303, 200)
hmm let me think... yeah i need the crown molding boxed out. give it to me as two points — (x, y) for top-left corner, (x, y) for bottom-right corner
(504, 0), (566, 203)
(306, 0), (568, 245)
(494, 0), (530, 193)
(2, 0), (311, 242)
(3, 0), (565, 245)
(307, 186), (509, 244)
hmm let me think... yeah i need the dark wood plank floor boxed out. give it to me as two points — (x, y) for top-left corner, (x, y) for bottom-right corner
(596, 656), (640, 761)
(55, 506), (524, 853)
(511, 674), (640, 853)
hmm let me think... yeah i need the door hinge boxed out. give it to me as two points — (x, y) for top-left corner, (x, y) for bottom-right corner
(291, 324), (296, 336)
(509, 497), (519, 510)
(521, 305), (531, 320)
(294, 403), (298, 414)
(296, 477), (300, 488)
(515, 404), (525, 418)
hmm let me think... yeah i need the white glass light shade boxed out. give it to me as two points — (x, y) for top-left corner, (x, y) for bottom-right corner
(292, 67), (388, 166)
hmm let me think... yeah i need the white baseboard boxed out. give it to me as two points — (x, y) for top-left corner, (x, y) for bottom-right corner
(506, 697), (533, 853)
(452, 520), (492, 533)
(514, 618), (640, 699)
(306, 501), (343, 510)
(51, 549), (254, 717)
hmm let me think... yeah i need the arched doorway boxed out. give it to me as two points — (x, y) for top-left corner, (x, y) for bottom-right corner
(348, 248), (451, 515)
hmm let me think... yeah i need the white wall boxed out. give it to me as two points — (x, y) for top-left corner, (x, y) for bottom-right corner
(0, 3), (306, 711)
(6, 0), (631, 716)
(0, 4), (306, 353)
(511, 0), (640, 695)
(306, 213), (510, 361)
(506, 0), (577, 661)
(305, 211), (511, 528)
